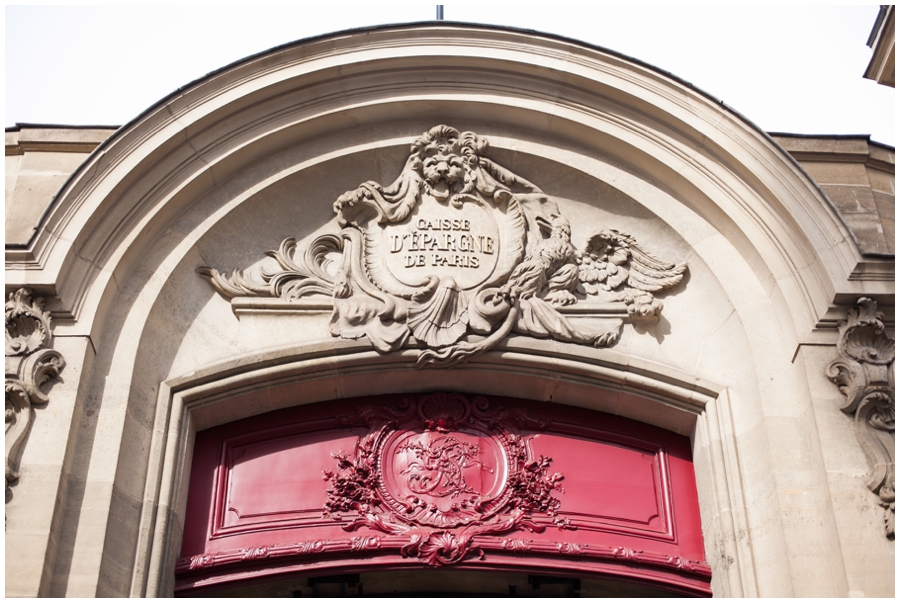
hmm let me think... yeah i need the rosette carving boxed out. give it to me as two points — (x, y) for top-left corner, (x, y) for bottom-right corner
(5, 289), (65, 489)
(826, 297), (894, 538)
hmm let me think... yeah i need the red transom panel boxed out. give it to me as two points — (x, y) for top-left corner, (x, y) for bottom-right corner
(177, 393), (710, 595)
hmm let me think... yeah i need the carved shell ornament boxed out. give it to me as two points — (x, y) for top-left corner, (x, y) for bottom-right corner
(200, 126), (687, 366)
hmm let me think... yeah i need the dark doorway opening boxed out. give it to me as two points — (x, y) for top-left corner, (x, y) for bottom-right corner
(190, 569), (689, 598)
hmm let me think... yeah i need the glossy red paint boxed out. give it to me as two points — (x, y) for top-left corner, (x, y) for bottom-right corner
(177, 393), (710, 595)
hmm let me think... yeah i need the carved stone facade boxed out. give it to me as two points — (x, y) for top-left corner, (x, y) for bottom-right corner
(4, 23), (895, 598)
(201, 125), (685, 367)
(5, 288), (65, 488)
(827, 298), (895, 538)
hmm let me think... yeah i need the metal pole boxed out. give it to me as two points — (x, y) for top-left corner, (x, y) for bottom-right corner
(436, 5), (444, 20)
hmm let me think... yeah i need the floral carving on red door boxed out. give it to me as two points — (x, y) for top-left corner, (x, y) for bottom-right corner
(397, 434), (492, 497)
(322, 393), (569, 565)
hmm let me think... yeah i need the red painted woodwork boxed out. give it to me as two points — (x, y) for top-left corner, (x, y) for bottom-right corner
(177, 393), (710, 595)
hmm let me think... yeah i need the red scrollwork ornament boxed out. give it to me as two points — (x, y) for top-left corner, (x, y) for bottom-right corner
(322, 393), (568, 565)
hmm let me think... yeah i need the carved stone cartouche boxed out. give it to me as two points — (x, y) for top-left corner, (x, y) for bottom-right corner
(200, 126), (687, 367)
(826, 297), (895, 538)
(5, 288), (65, 489)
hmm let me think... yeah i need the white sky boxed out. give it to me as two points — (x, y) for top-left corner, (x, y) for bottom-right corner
(5, 5), (896, 146)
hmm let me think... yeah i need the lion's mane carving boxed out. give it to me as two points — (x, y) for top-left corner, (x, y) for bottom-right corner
(333, 126), (540, 230)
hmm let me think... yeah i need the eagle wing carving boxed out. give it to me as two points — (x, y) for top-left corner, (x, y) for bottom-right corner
(578, 229), (685, 294)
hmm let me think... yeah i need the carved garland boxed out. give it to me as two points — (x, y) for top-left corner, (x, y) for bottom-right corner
(826, 297), (895, 538)
(5, 288), (65, 489)
(200, 125), (686, 368)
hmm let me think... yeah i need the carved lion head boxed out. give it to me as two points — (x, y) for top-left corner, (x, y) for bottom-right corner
(409, 125), (483, 206)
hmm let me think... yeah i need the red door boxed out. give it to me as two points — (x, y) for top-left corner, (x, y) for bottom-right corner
(177, 393), (710, 596)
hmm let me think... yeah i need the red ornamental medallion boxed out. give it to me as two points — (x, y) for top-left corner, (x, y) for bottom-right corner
(384, 430), (507, 526)
(323, 393), (567, 565)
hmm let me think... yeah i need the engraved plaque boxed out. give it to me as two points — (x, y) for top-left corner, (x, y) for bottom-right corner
(382, 196), (500, 290)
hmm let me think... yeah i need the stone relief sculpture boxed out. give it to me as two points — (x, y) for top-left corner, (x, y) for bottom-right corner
(5, 288), (65, 490)
(200, 125), (686, 366)
(826, 298), (895, 538)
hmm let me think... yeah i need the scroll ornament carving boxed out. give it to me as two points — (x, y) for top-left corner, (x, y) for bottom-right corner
(5, 289), (65, 488)
(825, 297), (894, 538)
(322, 393), (570, 566)
(177, 537), (711, 578)
(200, 125), (686, 367)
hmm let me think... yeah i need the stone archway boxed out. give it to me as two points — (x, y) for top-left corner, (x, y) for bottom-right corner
(134, 339), (729, 596)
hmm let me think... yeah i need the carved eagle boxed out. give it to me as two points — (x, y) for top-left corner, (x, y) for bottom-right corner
(505, 215), (579, 306)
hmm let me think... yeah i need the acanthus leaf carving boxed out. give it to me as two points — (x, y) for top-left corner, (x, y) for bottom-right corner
(322, 393), (565, 566)
(239, 546), (269, 561)
(502, 538), (532, 552)
(826, 297), (895, 538)
(556, 541), (588, 555)
(176, 539), (329, 573)
(350, 536), (381, 552)
(200, 125), (686, 367)
(5, 288), (65, 489)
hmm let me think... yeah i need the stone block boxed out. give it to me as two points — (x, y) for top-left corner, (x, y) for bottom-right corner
(872, 190), (895, 253)
(733, 420), (779, 507)
(96, 486), (143, 597)
(763, 415), (820, 489)
(819, 184), (891, 254)
(865, 165), (895, 194)
(5, 530), (54, 596)
(802, 161), (871, 186)
(5, 172), (70, 243)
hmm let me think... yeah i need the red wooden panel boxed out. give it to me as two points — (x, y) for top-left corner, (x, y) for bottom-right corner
(216, 430), (359, 535)
(528, 432), (671, 538)
(177, 393), (710, 595)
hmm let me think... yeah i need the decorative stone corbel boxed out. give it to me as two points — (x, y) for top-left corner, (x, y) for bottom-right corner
(826, 297), (895, 539)
(5, 288), (65, 489)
